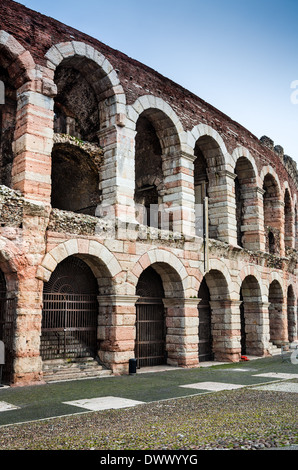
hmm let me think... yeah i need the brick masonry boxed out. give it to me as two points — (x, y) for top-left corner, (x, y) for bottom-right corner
(0, 0), (297, 386)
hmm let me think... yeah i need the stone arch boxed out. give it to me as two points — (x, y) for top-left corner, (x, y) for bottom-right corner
(37, 239), (122, 295)
(131, 248), (187, 298)
(0, 31), (36, 188)
(261, 167), (283, 254)
(190, 125), (237, 243)
(206, 259), (233, 300)
(239, 265), (267, 300)
(45, 41), (126, 135)
(231, 147), (260, 183)
(233, 152), (258, 248)
(239, 274), (264, 356)
(189, 124), (232, 169)
(127, 95), (184, 152)
(0, 30), (36, 88)
(283, 182), (294, 249)
(129, 99), (184, 227)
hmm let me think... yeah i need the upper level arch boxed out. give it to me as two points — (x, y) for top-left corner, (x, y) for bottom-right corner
(0, 31), (36, 188)
(188, 124), (232, 170)
(0, 30), (36, 88)
(45, 41), (126, 137)
(37, 239), (122, 295)
(261, 166), (283, 255)
(127, 95), (184, 155)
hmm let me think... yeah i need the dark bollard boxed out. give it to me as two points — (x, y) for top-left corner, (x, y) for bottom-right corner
(129, 358), (137, 375)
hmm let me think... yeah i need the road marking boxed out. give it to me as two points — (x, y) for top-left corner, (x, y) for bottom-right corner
(0, 401), (19, 412)
(180, 382), (245, 391)
(63, 396), (145, 411)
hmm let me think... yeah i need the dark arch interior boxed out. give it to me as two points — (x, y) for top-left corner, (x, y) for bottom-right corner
(51, 144), (101, 215)
(44, 256), (98, 294)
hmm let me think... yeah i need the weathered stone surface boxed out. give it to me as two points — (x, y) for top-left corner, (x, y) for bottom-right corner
(0, 0), (296, 387)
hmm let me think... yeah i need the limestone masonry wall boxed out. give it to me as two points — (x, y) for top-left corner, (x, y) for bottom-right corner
(0, 0), (297, 386)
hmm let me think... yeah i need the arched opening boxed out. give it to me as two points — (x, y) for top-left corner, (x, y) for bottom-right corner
(284, 189), (293, 249)
(51, 143), (101, 215)
(194, 147), (208, 237)
(234, 157), (256, 248)
(287, 285), (296, 343)
(194, 136), (225, 240)
(0, 64), (16, 188)
(135, 266), (166, 367)
(51, 55), (106, 216)
(0, 269), (15, 384)
(41, 256), (100, 361)
(134, 113), (163, 228)
(198, 278), (213, 362)
(240, 276), (263, 356)
(203, 269), (230, 361)
(263, 174), (281, 255)
(54, 58), (100, 142)
(268, 280), (284, 346)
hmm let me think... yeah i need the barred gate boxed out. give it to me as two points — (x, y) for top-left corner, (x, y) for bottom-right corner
(41, 293), (98, 360)
(0, 295), (16, 384)
(135, 267), (166, 368)
(135, 298), (166, 367)
(41, 257), (99, 361)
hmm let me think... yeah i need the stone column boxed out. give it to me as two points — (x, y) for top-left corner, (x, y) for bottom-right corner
(12, 82), (55, 204)
(207, 170), (237, 245)
(12, 200), (50, 386)
(241, 187), (266, 251)
(209, 299), (241, 362)
(97, 125), (136, 225)
(163, 298), (199, 368)
(162, 152), (196, 238)
(242, 300), (271, 356)
(97, 295), (138, 374)
(269, 299), (288, 346)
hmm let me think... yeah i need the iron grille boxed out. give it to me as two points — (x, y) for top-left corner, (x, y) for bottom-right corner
(0, 296), (16, 383)
(41, 292), (98, 360)
(135, 299), (166, 368)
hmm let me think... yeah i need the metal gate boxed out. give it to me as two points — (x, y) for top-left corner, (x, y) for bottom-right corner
(198, 278), (213, 362)
(41, 293), (98, 360)
(198, 299), (213, 362)
(136, 298), (166, 367)
(0, 297), (16, 383)
(0, 270), (16, 384)
(135, 267), (166, 368)
(41, 257), (99, 361)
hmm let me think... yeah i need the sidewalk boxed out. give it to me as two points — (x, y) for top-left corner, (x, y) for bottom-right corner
(0, 354), (297, 428)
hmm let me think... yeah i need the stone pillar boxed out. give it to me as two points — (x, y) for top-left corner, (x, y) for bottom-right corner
(162, 152), (196, 238)
(97, 125), (136, 225)
(12, 82), (55, 204)
(97, 295), (138, 374)
(287, 298), (297, 342)
(163, 298), (199, 368)
(241, 187), (266, 251)
(269, 299), (288, 346)
(13, 278), (44, 386)
(209, 299), (241, 362)
(242, 300), (271, 356)
(207, 170), (237, 245)
(12, 200), (50, 386)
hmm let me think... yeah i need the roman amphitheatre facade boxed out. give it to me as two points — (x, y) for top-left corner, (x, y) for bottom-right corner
(0, 0), (297, 386)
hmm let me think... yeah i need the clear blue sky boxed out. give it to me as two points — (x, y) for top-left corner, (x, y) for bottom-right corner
(17, 0), (298, 164)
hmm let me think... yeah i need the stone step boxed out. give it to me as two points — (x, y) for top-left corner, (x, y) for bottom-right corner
(42, 358), (112, 383)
